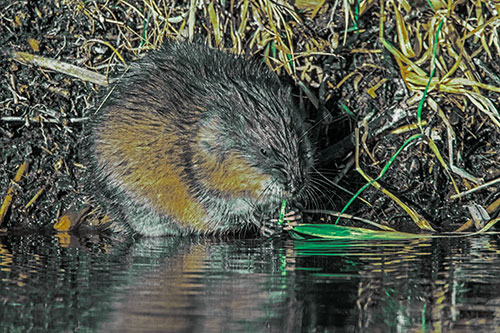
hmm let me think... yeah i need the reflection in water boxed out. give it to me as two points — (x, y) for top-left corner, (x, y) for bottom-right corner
(0, 234), (499, 332)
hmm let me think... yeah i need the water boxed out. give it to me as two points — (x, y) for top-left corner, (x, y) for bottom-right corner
(0, 233), (499, 332)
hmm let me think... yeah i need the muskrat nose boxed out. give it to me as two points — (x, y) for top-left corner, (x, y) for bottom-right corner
(285, 181), (299, 197)
(284, 170), (303, 197)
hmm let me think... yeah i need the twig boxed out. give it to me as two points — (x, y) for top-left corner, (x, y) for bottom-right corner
(450, 177), (500, 200)
(1, 116), (89, 124)
(10, 50), (109, 86)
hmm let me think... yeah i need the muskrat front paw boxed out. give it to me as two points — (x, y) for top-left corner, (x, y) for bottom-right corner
(260, 223), (279, 238)
(260, 209), (303, 237)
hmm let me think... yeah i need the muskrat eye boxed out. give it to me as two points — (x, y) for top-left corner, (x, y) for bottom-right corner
(260, 148), (268, 157)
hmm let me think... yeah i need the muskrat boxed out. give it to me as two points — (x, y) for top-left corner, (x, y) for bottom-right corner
(83, 41), (313, 237)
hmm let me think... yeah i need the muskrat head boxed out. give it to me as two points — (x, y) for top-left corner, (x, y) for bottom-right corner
(194, 74), (314, 212)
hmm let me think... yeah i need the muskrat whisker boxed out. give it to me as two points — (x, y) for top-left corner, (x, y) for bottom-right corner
(311, 168), (341, 176)
(306, 176), (339, 209)
(315, 187), (337, 211)
(311, 166), (349, 192)
(256, 179), (280, 207)
(304, 183), (323, 211)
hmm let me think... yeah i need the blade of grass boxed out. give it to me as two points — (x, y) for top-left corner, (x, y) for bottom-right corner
(0, 161), (28, 226)
(417, 19), (443, 129)
(208, 2), (221, 46)
(289, 223), (433, 240)
(393, 1), (415, 57)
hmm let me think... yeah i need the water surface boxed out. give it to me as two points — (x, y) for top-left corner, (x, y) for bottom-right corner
(0, 233), (499, 332)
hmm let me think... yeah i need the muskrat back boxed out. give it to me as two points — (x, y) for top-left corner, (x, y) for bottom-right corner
(83, 41), (313, 236)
